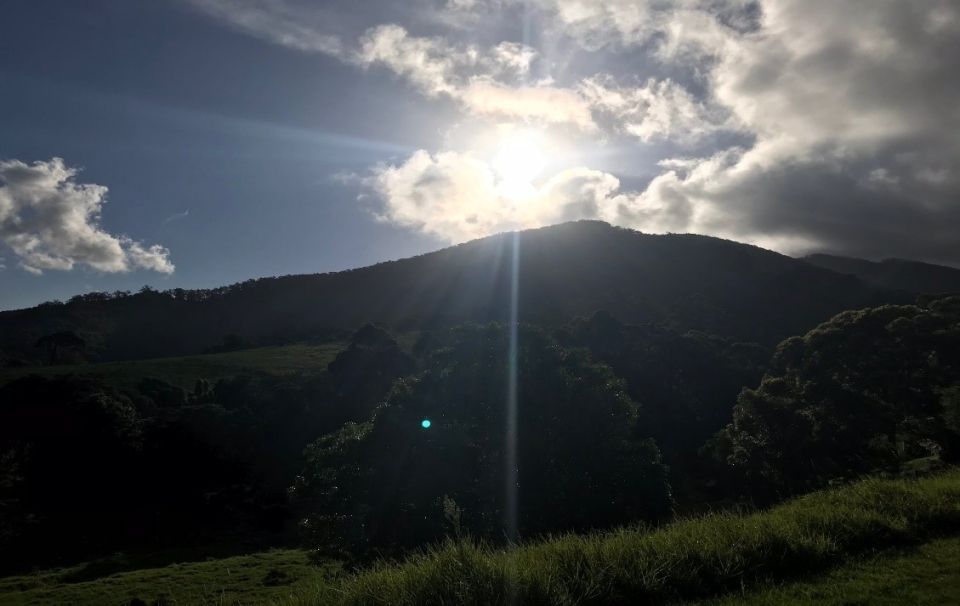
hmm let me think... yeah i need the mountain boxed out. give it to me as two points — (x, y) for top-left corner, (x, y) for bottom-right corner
(0, 221), (909, 363)
(803, 254), (960, 294)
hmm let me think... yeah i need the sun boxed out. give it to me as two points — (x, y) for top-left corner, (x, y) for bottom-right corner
(491, 131), (547, 199)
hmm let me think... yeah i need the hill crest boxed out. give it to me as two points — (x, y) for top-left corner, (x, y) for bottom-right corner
(0, 221), (910, 363)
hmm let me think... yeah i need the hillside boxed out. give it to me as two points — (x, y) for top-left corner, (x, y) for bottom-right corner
(0, 342), (344, 390)
(0, 222), (907, 363)
(804, 254), (960, 294)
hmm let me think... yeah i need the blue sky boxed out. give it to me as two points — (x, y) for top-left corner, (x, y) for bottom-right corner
(0, 1), (454, 309)
(2, 0), (958, 310)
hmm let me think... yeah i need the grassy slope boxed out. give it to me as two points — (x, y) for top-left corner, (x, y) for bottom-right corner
(2, 472), (957, 605)
(0, 343), (344, 390)
(0, 550), (336, 606)
(290, 470), (960, 605)
(706, 536), (960, 606)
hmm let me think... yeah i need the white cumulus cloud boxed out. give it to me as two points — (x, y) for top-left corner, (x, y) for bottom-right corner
(0, 158), (175, 275)
(368, 150), (688, 244)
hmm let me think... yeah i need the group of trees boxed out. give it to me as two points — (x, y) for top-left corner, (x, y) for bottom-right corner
(0, 329), (418, 572)
(292, 325), (672, 559)
(711, 296), (960, 500)
(1, 295), (958, 573)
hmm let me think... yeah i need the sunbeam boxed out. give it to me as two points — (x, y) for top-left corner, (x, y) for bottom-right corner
(505, 230), (520, 543)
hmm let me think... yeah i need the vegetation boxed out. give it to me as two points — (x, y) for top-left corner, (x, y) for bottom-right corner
(711, 297), (960, 500)
(4, 470), (958, 606)
(0, 342), (344, 390)
(0, 225), (958, 604)
(3, 295), (958, 577)
(0, 343), (365, 573)
(293, 324), (672, 560)
(0, 549), (333, 606)
(282, 470), (960, 605)
(557, 311), (770, 503)
(805, 253), (960, 294)
(703, 536), (960, 605)
(0, 222), (905, 365)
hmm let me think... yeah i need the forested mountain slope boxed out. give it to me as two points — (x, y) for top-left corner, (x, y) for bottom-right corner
(804, 253), (960, 294)
(0, 221), (907, 363)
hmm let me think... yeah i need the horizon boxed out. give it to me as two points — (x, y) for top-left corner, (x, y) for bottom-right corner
(3, 218), (960, 313)
(4, 218), (959, 313)
(2, 1), (960, 310)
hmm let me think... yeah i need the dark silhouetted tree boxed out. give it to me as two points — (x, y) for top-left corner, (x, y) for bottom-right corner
(34, 331), (86, 365)
(293, 324), (672, 559)
(710, 296), (960, 499)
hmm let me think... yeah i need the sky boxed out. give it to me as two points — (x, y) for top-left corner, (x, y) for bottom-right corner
(1, 0), (959, 310)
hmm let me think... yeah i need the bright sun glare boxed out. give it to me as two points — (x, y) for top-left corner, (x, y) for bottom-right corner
(492, 132), (547, 200)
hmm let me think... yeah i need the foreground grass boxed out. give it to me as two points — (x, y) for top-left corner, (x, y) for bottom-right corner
(288, 470), (960, 606)
(0, 550), (335, 606)
(706, 536), (960, 605)
(2, 471), (957, 605)
(0, 342), (344, 390)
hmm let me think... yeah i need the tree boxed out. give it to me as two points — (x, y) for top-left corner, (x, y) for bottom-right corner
(293, 324), (672, 559)
(710, 296), (960, 499)
(34, 331), (86, 365)
(326, 324), (415, 417)
(558, 311), (769, 502)
(0, 376), (141, 570)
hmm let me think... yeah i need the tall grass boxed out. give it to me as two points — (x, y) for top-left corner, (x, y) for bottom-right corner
(289, 470), (960, 606)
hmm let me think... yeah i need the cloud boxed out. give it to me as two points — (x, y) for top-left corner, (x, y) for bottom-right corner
(529, 0), (756, 58)
(368, 150), (687, 244)
(370, 150), (507, 243)
(161, 209), (190, 225)
(0, 158), (175, 275)
(355, 24), (464, 97)
(188, 0), (343, 54)
(580, 75), (735, 143)
(353, 24), (609, 132)
(460, 79), (596, 130)
(191, 0), (960, 264)
(626, 0), (960, 262)
(190, 2), (713, 136)
(353, 24), (725, 137)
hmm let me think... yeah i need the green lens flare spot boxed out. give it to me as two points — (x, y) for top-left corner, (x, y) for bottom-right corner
(421, 419), (432, 429)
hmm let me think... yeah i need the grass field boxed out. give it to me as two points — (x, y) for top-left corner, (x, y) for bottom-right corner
(706, 536), (960, 605)
(287, 470), (960, 605)
(0, 342), (344, 390)
(0, 550), (336, 606)
(2, 471), (957, 606)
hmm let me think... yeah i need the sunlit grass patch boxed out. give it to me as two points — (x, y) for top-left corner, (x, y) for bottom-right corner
(0, 342), (344, 390)
(288, 470), (960, 606)
(704, 536), (960, 605)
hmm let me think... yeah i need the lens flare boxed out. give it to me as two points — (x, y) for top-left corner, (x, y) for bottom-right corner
(505, 231), (520, 542)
